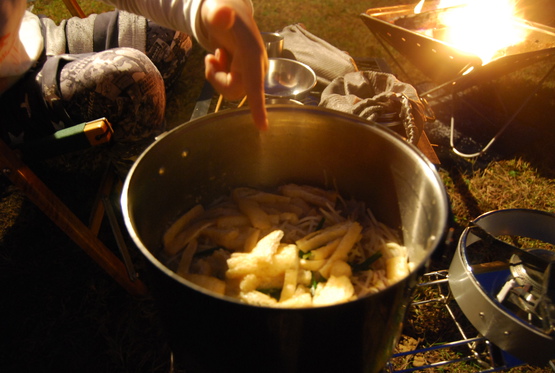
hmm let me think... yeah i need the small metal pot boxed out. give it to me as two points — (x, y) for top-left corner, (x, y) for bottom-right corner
(121, 106), (449, 373)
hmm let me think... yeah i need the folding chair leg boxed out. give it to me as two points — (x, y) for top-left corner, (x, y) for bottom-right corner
(0, 140), (147, 296)
(62, 0), (86, 18)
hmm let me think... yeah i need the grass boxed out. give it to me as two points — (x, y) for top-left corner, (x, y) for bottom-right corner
(2, 0), (555, 372)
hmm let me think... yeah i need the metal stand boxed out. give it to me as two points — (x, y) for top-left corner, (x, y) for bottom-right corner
(445, 62), (555, 158)
(386, 270), (532, 372)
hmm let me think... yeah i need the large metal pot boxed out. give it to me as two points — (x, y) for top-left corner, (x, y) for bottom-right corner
(121, 105), (449, 373)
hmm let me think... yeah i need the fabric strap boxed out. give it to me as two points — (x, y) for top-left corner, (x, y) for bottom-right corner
(39, 10), (146, 56)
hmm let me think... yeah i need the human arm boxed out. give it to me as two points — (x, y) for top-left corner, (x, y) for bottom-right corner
(0, 0), (27, 65)
(1, 0), (43, 94)
(100, 0), (268, 130)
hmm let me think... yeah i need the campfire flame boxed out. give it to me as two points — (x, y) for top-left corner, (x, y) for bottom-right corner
(414, 0), (528, 64)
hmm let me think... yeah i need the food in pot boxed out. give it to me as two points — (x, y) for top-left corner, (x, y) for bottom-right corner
(162, 184), (410, 308)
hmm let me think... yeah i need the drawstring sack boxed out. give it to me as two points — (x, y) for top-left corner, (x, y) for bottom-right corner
(319, 71), (426, 145)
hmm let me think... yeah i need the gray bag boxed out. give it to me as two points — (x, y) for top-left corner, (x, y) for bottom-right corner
(279, 24), (358, 89)
(319, 71), (426, 144)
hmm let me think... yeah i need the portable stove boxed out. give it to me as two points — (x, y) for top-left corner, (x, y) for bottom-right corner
(387, 208), (555, 373)
(449, 209), (555, 368)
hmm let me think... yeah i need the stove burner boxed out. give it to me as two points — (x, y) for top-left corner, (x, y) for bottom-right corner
(495, 249), (555, 332)
(510, 249), (555, 290)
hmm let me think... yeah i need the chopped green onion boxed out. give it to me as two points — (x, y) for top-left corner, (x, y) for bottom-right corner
(315, 217), (326, 231)
(310, 271), (326, 295)
(351, 252), (382, 272)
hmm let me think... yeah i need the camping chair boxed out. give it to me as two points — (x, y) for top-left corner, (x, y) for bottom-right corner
(0, 1), (147, 296)
(0, 120), (147, 296)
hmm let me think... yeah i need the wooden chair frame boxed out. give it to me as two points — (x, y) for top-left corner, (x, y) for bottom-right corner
(62, 0), (86, 18)
(0, 138), (147, 296)
(0, 2), (147, 296)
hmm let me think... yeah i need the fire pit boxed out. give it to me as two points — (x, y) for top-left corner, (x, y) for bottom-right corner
(361, 1), (555, 157)
(360, 1), (555, 90)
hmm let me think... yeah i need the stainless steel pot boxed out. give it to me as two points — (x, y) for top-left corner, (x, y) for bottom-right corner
(121, 105), (449, 373)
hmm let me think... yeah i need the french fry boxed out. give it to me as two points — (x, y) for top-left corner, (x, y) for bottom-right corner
(386, 256), (409, 282)
(278, 287), (312, 308)
(226, 253), (262, 278)
(238, 274), (259, 292)
(250, 230), (283, 258)
(216, 214), (250, 228)
(329, 260), (353, 278)
(176, 239), (198, 276)
(328, 222), (362, 261)
(259, 201), (304, 217)
(297, 269), (312, 286)
(278, 294), (312, 308)
(289, 197), (312, 216)
(299, 258), (326, 271)
(295, 222), (350, 252)
(240, 290), (278, 307)
(268, 214), (280, 226)
(268, 244), (298, 277)
(239, 273), (284, 293)
(312, 275), (355, 307)
(310, 237), (341, 260)
(184, 273), (226, 295)
(319, 222), (362, 278)
(243, 227), (261, 252)
(280, 264), (299, 302)
(279, 184), (338, 208)
(163, 204), (204, 253)
(235, 198), (271, 230)
(201, 227), (241, 250)
(164, 219), (213, 255)
(233, 187), (291, 204)
(227, 230), (284, 278)
(200, 205), (241, 220)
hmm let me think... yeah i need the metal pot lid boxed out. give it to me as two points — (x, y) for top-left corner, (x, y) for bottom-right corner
(448, 209), (555, 366)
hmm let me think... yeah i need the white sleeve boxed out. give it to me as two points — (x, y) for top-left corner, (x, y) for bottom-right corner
(101, 0), (212, 50)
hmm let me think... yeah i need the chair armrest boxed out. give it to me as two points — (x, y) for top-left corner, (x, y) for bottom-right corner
(20, 118), (113, 159)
